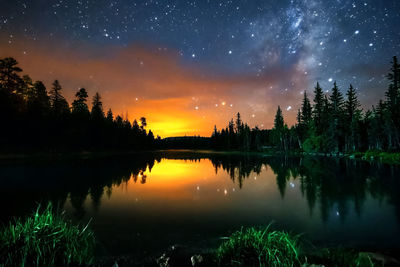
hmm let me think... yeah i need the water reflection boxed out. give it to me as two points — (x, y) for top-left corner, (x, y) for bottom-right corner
(1, 152), (400, 251)
(1, 153), (400, 223)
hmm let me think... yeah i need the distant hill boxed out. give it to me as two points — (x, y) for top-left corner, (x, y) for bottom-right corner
(160, 136), (211, 149)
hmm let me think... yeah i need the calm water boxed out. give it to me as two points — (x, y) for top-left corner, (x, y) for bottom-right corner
(1, 151), (400, 257)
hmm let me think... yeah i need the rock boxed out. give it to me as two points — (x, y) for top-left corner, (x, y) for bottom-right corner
(190, 254), (203, 266)
(364, 252), (400, 265)
(156, 253), (170, 267)
(156, 245), (193, 267)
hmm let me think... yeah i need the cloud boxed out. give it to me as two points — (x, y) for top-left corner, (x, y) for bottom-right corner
(0, 38), (306, 137)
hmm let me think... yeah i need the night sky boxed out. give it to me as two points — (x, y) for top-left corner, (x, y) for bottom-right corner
(1, 0), (399, 137)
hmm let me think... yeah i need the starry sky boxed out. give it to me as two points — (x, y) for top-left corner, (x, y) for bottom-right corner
(0, 0), (399, 137)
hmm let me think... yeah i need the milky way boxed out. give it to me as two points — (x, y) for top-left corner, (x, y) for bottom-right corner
(0, 0), (399, 136)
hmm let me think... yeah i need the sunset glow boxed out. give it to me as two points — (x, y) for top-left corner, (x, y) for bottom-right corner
(1, 1), (398, 138)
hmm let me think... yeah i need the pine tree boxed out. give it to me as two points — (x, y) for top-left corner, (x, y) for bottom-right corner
(147, 129), (155, 145)
(345, 84), (361, 151)
(296, 109), (301, 125)
(345, 85), (360, 120)
(321, 95), (333, 152)
(72, 88), (89, 116)
(212, 125), (218, 137)
(274, 106), (284, 130)
(22, 75), (34, 100)
(387, 56), (400, 92)
(27, 81), (50, 116)
(0, 57), (23, 94)
(301, 91), (312, 124)
(384, 56), (400, 149)
(49, 80), (69, 116)
(273, 106), (287, 151)
(106, 108), (114, 122)
(330, 81), (344, 115)
(313, 82), (324, 134)
(140, 117), (147, 130)
(235, 112), (243, 134)
(329, 81), (345, 152)
(91, 92), (104, 119)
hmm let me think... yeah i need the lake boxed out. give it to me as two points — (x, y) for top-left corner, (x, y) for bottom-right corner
(1, 151), (400, 258)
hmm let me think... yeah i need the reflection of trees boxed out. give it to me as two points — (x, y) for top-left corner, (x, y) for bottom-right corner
(70, 189), (88, 219)
(1, 152), (400, 224)
(90, 184), (104, 212)
(210, 155), (263, 188)
(204, 154), (400, 223)
(0, 153), (161, 220)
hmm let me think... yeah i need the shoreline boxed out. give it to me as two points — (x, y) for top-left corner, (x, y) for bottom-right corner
(0, 149), (399, 165)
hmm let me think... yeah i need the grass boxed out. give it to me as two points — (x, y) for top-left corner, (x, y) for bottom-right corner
(0, 203), (95, 267)
(216, 226), (379, 267)
(216, 226), (300, 267)
(304, 247), (376, 267)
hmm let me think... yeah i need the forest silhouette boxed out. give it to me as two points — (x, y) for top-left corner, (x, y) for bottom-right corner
(0, 57), (156, 152)
(211, 56), (400, 153)
(1, 56), (399, 153)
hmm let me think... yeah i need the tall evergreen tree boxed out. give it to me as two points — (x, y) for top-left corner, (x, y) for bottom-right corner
(140, 117), (147, 130)
(49, 80), (69, 116)
(274, 106), (284, 130)
(22, 75), (34, 100)
(301, 91), (312, 124)
(384, 56), (400, 149)
(345, 84), (361, 151)
(106, 108), (114, 122)
(27, 81), (50, 116)
(387, 56), (400, 92)
(330, 82), (344, 115)
(272, 106), (287, 151)
(91, 92), (104, 119)
(296, 109), (301, 125)
(0, 57), (23, 94)
(235, 112), (243, 134)
(72, 88), (89, 115)
(329, 81), (345, 152)
(313, 82), (324, 134)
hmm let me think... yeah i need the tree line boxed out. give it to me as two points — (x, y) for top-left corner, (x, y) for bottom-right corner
(211, 56), (400, 153)
(0, 57), (156, 152)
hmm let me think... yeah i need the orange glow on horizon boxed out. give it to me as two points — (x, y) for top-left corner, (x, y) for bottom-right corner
(0, 38), (302, 137)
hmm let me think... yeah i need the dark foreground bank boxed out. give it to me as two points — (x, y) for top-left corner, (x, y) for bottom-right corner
(1, 205), (399, 267)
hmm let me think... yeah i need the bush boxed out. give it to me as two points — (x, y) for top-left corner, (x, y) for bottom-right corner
(0, 203), (95, 266)
(216, 226), (300, 267)
(303, 136), (320, 153)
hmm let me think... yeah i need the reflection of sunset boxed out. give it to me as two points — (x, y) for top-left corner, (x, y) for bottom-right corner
(146, 160), (206, 180)
(105, 159), (280, 206)
(124, 159), (214, 199)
